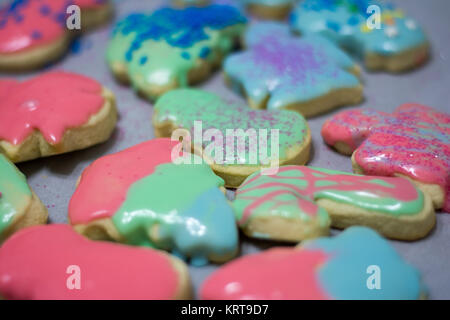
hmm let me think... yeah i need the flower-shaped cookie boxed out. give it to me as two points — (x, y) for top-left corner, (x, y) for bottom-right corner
(322, 104), (450, 211)
(224, 22), (362, 117)
(201, 227), (425, 300)
(69, 138), (238, 266)
(106, 4), (246, 100)
(0, 71), (117, 162)
(233, 165), (434, 241)
(0, 0), (112, 70)
(290, 0), (429, 72)
(0, 224), (190, 299)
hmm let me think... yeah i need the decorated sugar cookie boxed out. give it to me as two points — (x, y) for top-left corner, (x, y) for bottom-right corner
(106, 5), (246, 100)
(234, 165), (434, 241)
(322, 104), (450, 212)
(69, 138), (238, 266)
(0, 224), (190, 299)
(201, 227), (425, 300)
(245, 0), (295, 20)
(224, 22), (363, 117)
(0, 71), (117, 163)
(0, 154), (47, 243)
(290, 0), (429, 72)
(153, 89), (311, 187)
(0, 0), (113, 71)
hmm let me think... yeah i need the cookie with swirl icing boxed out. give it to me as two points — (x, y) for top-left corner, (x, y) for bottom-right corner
(0, 154), (47, 243)
(0, 224), (191, 299)
(0, 71), (117, 163)
(200, 227), (426, 300)
(224, 22), (363, 117)
(233, 165), (435, 241)
(290, 0), (429, 72)
(69, 138), (239, 267)
(153, 89), (312, 188)
(245, 0), (295, 20)
(0, 0), (113, 71)
(322, 104), (450, 212)
(106, 5), (246, 100)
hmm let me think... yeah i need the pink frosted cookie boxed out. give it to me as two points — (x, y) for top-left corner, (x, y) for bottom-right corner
(0, 71), (117, 162)
(0, 224), (190, 299)
(322, 104), (450, 211)
(0, 0), (112, 71)
(201, 227), (425, 300)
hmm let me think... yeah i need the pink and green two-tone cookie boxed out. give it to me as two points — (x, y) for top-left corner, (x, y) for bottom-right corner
(201, 227), (426, 300)
(233, 165), (435, 241)
(0, 154), (47, 243)
(322, 104), (450, 212)
(0, 224), (191, 299)
(224, 22), (363, 117)
(69, 138), (238, 266)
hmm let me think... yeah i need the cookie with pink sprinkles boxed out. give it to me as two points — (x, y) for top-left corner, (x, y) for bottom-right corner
(322, 103), (450, 212)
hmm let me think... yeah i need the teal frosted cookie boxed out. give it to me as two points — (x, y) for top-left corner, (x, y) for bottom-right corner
(201, 227), (426, 300)
(290, 0), (429, 72)
(224, 22), (363, 117)
(245, 0), (295, 20)
(0, 154), (47, 242)
(233, 166), (435, 241)
(106, 5), (246, 100)
(153, 89), (311, 188)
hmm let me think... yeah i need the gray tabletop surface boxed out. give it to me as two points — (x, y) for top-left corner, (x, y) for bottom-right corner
(1, 0), (449, 299)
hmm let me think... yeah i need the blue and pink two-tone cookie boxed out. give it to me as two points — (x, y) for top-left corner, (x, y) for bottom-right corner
(290, 0), (429, 72)
(224, 22), (363, 117)
(201, 227), (426, 300)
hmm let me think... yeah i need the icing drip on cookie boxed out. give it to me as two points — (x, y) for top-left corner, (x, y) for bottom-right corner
(0, 0), (107, 53)
(154, 89), (309, 165)
(69, 138), (238, 266)
(0, 224), (180, 299)
(0, 154), (32, 235)
(200, 227), (423, 300)
(107, 5), (246, 89)
(0, 71), (105, 145)
(290, 0), (427, 57)
(224, 22), (360, 109)
(234, 166), (424, 226)
(322, 104), (450, 211)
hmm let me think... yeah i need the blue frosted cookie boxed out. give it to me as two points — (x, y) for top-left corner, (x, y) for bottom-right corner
(290, 0), (429, 72)
(224, 22), (363, 117)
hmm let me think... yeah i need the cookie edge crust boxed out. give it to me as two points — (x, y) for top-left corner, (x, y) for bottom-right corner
(0, 189), (48, 244)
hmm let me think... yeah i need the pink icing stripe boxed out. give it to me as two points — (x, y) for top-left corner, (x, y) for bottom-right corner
(0, 71), (105, 145)
(0, 0), (107, 53)
(69, 138), (180, 224)
(200, 247), (330, 300)
(322, 104), (449, 211)
(0, 224), (179, 300)
(237, 166), (420, 224)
